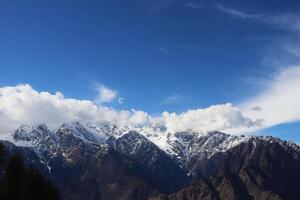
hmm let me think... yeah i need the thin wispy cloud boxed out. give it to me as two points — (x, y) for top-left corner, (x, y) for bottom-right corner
(185, 2), (203, 10)
(156, 47), (168, 52)
(216, 4), (300, 33)
(176, 45), (204, 49)
(161, 94), (184, 105)
(286, 46), (300, 58)
(142, 0), (174, 15)
(216, 4), (260, 19)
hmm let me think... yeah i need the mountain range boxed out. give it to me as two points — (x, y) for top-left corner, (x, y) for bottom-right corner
(0, 122), (299, 200)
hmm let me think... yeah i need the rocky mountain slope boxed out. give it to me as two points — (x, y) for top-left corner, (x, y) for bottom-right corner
(152, 138), (300, 200)
(0, 122), (299, 200)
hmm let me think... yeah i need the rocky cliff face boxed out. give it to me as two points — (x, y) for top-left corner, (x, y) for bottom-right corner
(152, 138), (300, 200)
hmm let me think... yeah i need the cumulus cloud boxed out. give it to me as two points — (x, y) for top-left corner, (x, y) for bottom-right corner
(0, 84), (262, 135)
(96, 84), (118, 103)
(3, 73), (300, 135)
(0, 84), (149, 133)
(159, 103), (262, 134)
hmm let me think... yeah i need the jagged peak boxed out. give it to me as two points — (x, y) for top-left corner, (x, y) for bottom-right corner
(206, 131), (228, 137)
(56, 121), (105, 144)
(58, 121), (84, 130)
(8, 123), (55, 149)
(119, 130), (148, 141)
(13, 124), (33, 134)
(56, 122), (88, 135)
(5, 122), (300, 164)
(12, 124), (52, 139)
(33, 124), (52, 134)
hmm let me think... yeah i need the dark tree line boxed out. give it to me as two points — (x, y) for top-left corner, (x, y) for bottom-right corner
(0, 144), (60, 200)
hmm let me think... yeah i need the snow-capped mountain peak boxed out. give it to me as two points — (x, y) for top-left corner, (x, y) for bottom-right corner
(1, 122), (300, 200)
(2, 122), (300, 171)
(11, 124), (33, 140)
(9, 124), (54, 147)
(55, 122), (101, 143)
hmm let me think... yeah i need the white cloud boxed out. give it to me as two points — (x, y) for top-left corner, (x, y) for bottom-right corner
(129, 110), (150, 125)
(2, 66), (300, 136)
(0, 84), (149, 133)
(159, 103), (262, 134)
(96, 84), (118, 103)
(240, 66), (300, 128)
(0, 84), (262, 135)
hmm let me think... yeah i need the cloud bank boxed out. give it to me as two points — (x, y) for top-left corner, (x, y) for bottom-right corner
(3, 64), (299, 136)
(0, 84), (149, 133)
(0, 84), (261, 135)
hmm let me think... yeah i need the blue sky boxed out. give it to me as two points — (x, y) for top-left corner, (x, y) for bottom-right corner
(0, 0), (300, 142)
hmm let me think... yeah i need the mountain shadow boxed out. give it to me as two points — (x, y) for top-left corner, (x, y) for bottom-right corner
(0, 143), (60, 200)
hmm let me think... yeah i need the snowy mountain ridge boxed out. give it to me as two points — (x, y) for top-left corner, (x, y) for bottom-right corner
(2, 121), (299, 169)
(1, 122), (300, 200)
